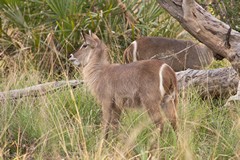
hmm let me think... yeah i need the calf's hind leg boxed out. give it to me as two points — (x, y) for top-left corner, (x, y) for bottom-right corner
(110, 105), (122, 131)
(161, 94), (178, 131)
(144, 100), (164, 133)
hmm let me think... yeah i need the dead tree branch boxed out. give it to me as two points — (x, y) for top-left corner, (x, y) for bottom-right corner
(177, 67), (238, 98)
(157, 0), (240, 103)
(117, 0), (138, 27)
(0, 80), (83, 101)
(0, 68), (238, 102)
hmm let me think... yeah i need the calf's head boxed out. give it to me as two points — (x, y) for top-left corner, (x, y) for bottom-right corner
(69, 31), (100, 67)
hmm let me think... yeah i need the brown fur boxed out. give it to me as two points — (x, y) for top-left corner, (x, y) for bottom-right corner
(69, 33), (178, 139)
(123, 36), (216, 72)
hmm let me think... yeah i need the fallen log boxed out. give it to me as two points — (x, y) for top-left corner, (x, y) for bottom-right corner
(177, 67), (238, 98)
(0, 68), (238, 102)
(0, 80), (83, 101)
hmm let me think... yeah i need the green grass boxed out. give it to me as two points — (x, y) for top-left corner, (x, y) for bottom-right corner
(0, 69), (240, 159)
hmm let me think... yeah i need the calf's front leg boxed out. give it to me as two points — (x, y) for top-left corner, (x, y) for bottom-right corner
(101, 102), (112, 140)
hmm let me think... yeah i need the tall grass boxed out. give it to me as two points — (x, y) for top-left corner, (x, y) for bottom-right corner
(1, 67), (240, 159)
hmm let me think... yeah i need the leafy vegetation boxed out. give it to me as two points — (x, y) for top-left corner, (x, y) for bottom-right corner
(0, 0), (240, 159)
(0, 0), (182, 78)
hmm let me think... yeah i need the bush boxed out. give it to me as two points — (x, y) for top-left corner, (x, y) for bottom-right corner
(0, 0), (182, 78)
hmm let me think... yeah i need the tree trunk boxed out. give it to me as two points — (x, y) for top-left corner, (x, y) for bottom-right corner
(157, 0), (240, 103)
(177, 68), (238, 98)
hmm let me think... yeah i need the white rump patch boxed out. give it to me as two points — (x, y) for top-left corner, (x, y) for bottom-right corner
(132, 41), (138, 62)
(159, 64), (168, 97)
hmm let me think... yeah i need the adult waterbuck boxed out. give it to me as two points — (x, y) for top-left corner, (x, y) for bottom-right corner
(123, 36), (221, 71)
(69, 32), (178, 139)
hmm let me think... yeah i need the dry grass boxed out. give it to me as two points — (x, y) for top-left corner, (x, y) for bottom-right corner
(0, 63), (240, 159)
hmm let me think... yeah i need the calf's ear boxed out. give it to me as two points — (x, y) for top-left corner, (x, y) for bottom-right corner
(81, 30), (99, 47)
(81, 30), (87, 42)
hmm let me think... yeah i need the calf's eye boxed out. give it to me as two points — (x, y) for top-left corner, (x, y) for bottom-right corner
(82, 44), (88, 48)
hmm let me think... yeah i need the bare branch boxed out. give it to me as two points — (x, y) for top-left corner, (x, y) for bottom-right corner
(117, 0), (138, 27)
(177, 67), (238, 98)
(0, 80), (83, 101)
(1, 68), (238, 102)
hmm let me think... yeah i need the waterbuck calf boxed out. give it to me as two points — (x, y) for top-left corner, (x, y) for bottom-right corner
(69, 32), (178, 139)
(123, 37), (216, 72)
